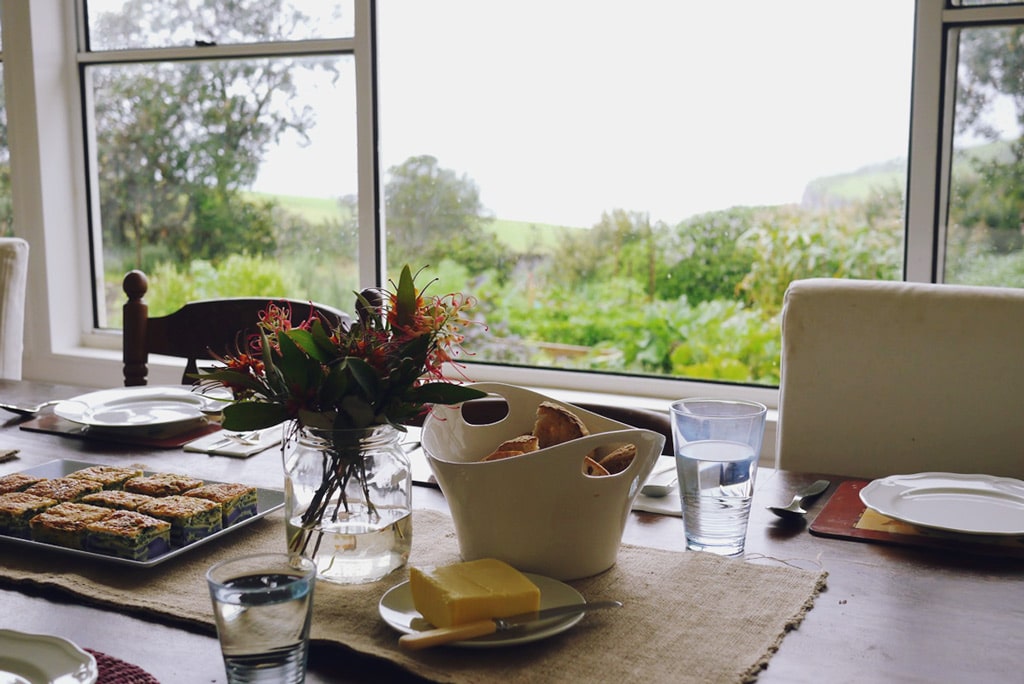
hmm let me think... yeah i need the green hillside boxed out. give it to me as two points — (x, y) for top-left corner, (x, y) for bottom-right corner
(246, 192), (348, 224)
(484, 218), (582, 253)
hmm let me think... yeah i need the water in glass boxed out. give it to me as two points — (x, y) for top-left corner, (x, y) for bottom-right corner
(208, 556), (315, 684)
(677, 439), (757, 557)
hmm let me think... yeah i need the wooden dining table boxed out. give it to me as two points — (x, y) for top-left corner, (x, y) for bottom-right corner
(0, 379), (1020, 683)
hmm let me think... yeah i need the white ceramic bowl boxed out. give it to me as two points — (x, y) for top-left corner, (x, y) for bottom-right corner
(422, 383), (664, 580)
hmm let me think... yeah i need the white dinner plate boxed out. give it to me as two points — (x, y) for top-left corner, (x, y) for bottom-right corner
(54, 386), (215, 428)
(860, 472), (1024, 536)
(379, 573), (586, 647)
(0, 629), (97, 684)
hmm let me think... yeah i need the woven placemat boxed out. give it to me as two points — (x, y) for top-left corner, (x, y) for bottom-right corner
(0, 510), (826, 684)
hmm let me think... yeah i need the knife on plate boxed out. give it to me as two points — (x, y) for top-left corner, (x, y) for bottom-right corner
(398, 600), (623, 650)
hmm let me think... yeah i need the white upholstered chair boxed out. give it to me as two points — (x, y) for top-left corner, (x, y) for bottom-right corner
(0, 238), (29, 380)
(776, 277), (1024, 479)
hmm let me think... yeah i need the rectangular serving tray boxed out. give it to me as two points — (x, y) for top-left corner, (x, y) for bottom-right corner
(0, 459), (285, 568)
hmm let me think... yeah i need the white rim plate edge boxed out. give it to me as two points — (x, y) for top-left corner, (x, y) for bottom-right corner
(378, 573), (586, 648)
(53, 386), (214, 428)
(859, 472), (1024, 536)
(0, 629), (98, 684)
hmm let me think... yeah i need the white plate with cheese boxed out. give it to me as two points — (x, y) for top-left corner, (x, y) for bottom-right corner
(379, 573), (586, 647)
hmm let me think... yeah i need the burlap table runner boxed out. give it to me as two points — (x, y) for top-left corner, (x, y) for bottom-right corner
(0, 510), (826, 683)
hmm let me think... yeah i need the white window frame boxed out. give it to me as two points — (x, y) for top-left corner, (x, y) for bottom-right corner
(4, 0), (1021, 420)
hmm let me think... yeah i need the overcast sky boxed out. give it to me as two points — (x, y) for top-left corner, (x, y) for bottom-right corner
(251, 1), (917, 227)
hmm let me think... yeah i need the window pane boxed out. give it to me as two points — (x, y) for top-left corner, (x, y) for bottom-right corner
(947, 26), (1024, 287)
(86, 0), (354, 50)
(378, 1), (912, 385)
(0, 67), (9, 237)
(90, 56), (359, 325)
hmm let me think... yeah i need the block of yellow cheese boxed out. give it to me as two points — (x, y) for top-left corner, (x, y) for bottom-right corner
(409, 558), (542, 628)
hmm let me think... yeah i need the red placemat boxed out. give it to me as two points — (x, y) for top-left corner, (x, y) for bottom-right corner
(810, 480), (1024, 558)
(19, 413), (221, 449)
(85, 649), (160, 684)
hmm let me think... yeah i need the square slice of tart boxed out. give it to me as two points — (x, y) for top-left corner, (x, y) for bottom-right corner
(0, 492), (58, 539)
(84, 510), (172, 561)
(0, 472), (47, 494)
(29, 502), (113, 549)
(67, 465), (144, 490)
(124, 473), (204, 497)
(138, 495), (222, 546)
(24, 476), (104, 503)
(81, 490), (157, 511)
(184, 482), (258, 526)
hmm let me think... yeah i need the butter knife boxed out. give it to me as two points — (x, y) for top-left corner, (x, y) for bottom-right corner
(398, 600), (623, 650)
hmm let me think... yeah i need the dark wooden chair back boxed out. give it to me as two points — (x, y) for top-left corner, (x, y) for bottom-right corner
(122, 269), (352, 386)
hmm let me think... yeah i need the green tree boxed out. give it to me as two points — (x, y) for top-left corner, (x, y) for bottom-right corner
(384, 155), (503, 276)
(953, 26), (1024, 252)
(658, 208), (758, 305)
(547, 209), (660, 298)
(91, 0), (334, 265)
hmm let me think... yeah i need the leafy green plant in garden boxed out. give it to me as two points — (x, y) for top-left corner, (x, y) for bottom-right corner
(139, 255), (300, 317)
(667, 299), (780, 384)
(477, 274), (781, 384)
(657, 208), (759, 305)
(738, 203), (902, 312)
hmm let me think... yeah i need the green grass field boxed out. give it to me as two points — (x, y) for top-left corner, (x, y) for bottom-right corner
(246, 191), (349, 225)
(484, 218), (582, 252)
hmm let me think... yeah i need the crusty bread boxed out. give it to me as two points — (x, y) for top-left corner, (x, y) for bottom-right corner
(479, 403), (602, 468)
(582, 457), (609, 476)
(498, 434), (539, 453)
(533, 402), (589, 449)
(598, 444), (637, 474)
(481, 449), (525, 462)
(481, 434), (539, 462)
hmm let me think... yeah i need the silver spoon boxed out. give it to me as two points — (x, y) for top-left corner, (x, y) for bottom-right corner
(640, 466), (678, 498)
(768, 479), (831, 520)
(0, 399), (63, 417)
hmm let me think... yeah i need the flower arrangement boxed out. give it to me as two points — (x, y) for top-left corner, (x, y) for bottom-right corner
(200, 265), (487, 565)
(201, 264), (486, 432)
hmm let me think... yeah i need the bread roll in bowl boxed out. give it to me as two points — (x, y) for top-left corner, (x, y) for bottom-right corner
(423, 382), (664, 580)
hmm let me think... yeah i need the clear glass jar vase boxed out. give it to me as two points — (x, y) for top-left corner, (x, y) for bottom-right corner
(282, 422), (412, 584)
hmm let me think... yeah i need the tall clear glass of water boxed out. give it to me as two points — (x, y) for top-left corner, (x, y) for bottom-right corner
(670, 398), (767, 557)
(207, 553), (316, 684)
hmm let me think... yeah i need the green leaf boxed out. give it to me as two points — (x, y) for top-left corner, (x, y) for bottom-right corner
(406, 383), (487, 405)
(296, 408), (337, 430)
(276, 331), (321, 394)
(343, 357), (380, 398)
(394, 264), (417, 329)
(340, 395), (376, 428)
(284, 327), (330, 363)
(196, 368), (268, 395)
(318, 364), (351, 406)
(221, 402), (289, 431)
(309, 319), (341, 357)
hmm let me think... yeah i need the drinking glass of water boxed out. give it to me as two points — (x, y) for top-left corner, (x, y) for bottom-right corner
(207, 553), (316, 684)
(670, 398), (767, 557)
